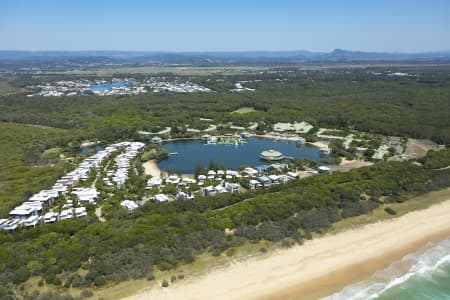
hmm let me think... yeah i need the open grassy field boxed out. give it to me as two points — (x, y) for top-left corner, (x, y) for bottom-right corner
(231, 107), (256, 114)
(0, 76), (23, 94)
(60, 66), (270, 76)
(33, 62), (450, 77)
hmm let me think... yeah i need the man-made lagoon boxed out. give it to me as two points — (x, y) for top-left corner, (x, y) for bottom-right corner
(90, 80), (136, 92)
(158, 138), (331, 173)
(80, 145), (104, 155)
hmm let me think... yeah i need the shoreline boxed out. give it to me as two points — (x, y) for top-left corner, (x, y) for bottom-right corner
(142, 159), (164, 178)
(124, 199), (450, 300)
(258, 226), (450, 300)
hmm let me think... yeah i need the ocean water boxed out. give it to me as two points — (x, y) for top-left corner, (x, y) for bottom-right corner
(323, 237), (450, 300)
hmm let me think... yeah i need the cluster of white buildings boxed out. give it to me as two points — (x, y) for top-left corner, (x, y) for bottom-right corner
(230, 82), (255, 92)
(141, 79), (211, 93)
(27, 79), (92, 97)
(198, 163), (301, 194)
(144, 162), (308, 203)
(273, 122), (313, 134)
(146, 176), (197, 202)
(27, 77), (212, 97)
(1, 141), (144, 233)
(27, 79), (93, 97)
(104, 142), (145, 187)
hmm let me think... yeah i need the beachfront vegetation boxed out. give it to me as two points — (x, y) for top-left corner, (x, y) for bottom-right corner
(1, 144), (449, 297)
(419, 149), (450, 169)
(139, 145), (169, 162)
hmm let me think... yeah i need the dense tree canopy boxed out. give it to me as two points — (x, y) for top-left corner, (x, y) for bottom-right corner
(1, 146), (449, 296)
(1, 67), (450, 144)
(1, 65), (450, 298)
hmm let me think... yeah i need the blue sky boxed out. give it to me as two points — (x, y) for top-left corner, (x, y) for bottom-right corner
(1, 0), (449, 52)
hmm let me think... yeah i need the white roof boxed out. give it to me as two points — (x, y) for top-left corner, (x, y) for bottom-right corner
(318, 166), (331, 171)
(287, 172), (299, 178)
(154, 194), (169, 202)
(44, 212), (58, 219)
(9, 205), (36, 216)
(243, 167), (258, 175)
(269, 175), (279, 181)
(74, 207), (87, 213)
(182, 178), (196, 184)
(121, 200), (139, 211)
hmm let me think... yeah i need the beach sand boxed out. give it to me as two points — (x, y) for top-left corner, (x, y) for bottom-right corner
(143, 159), (163, 178)
(308, 140), (330, 149)
(124, 200), (450, 300)
(338, 157), (373, 169)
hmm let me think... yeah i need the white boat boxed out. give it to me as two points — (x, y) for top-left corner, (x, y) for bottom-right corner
(206, 136), (218, 144)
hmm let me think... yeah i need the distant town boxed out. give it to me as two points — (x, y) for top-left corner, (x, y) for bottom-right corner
(27, 77), (212, 97)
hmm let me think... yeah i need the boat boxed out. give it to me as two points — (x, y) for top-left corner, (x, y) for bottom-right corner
(206, 136), (218, 144)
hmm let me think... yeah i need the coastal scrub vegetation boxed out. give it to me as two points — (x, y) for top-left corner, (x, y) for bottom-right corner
(1, 66), (450, 297)
(0, 123), (77, 217)
(0, 147), (449, 296)
(420, 149), (450, 169)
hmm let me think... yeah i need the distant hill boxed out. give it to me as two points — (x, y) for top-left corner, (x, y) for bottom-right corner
(319, 49), (450, 61)
(1, 49), (450, 67)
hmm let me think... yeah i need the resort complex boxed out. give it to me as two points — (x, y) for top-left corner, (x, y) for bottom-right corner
(1, 36), (449, 299)
(0, 142), (145, 233)
(0, 116), (419, 235)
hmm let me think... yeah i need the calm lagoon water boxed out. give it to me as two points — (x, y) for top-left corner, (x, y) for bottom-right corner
(90, 80), (135, 92)
(80, 145), (104, 155)
(158, 137), (329, 173)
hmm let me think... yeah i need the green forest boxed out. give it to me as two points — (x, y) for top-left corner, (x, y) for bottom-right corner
(0, 123), (77, 217)
(1, 67), (450, 144)
(1, 65), (450, 299)
(0, 121), (449, 298)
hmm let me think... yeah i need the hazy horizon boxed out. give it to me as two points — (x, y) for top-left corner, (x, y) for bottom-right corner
(1, 0), (450, 53)
(1, 49), (450, 54)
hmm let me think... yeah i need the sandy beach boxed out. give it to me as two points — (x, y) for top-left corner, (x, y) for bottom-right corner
(143, 159), (163, 178)
(124, 199), (450, 300)
(307, 140), (330, 149)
